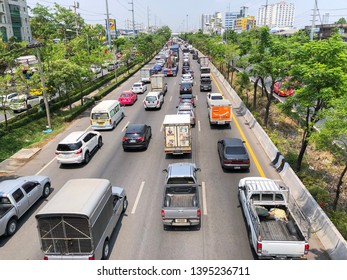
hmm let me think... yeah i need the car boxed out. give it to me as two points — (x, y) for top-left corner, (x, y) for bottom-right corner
(0, 92), (19, 109)
(90, 64), (101, 74)
(55, 131), (103, 165)
(118, 91), (137, 106)
(131, 82), (147, 94)
(179, 94), (195, 107)
(122, 123), (152, 151)
(177, 106), (196, 127)
(192, 53), (198, 60)
(181, 73), (193, 84)
(10, 94), (43, 113)
(274, 77), (296, 97)
(163, 162), (200, 184)
(179, 82), (193, 94)
(107, 62), (118, 71)
(206, 92), (224, 107)
(143, 91), (164, 110)
(182, 65), (190, 74)
(186, 69), (195, 79)
(150, 64), (162, 74)
(217, 138), (250, 171)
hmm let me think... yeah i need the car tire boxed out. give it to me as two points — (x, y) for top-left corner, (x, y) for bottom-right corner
(98, 137), (103, 148)
(42, 183), (51, 198)
(122, 198), (128, 213)
(6, 219), (17, 236)
(101, 239), (110, 260)
(84, 151), (90, 164)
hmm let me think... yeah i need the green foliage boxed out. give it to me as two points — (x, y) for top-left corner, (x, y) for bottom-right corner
(327, 210), (347, 239)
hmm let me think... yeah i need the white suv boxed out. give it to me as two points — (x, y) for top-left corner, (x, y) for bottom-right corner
(143, 91), (164, 110)
(131, 81), (147, 94)
(55, 131), (103, 165)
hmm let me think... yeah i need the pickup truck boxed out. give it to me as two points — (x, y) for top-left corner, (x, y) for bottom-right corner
(238, 177), (311, 259)
(0, 176), (51, 237)
(161, 162), (201, 230)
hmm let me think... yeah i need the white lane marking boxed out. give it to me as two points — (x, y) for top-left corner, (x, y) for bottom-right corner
(160, 125), (163, 132)
(195, 95), (198, 101)
(170, 96), (172, 102)
(122, 121), (130, 132)
(36, 157), (56, 175)
(131, 181), (145, 214)
(198, 120), (201, 132)
(202, 181), (208, 215)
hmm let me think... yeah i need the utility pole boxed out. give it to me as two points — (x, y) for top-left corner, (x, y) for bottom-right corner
(129, 0), (135, 36)
(147, 6), (150, 32)
(72, 1), (79, 35)
(263, 0), (268, 27)
(310, 0), (318, 40)
(186, 14), (188, 32)
(105, 0), (111, 47)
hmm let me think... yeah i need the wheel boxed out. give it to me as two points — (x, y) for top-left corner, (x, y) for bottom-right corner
(121, 112), (125, 119)
(122, 198), (128, 213)
(42, 183), (51, 198)
(101, 239), (110, 260)
(84, 151), (90, 164)
(98, 137), (103, 148)
(6, 219), (17, 236)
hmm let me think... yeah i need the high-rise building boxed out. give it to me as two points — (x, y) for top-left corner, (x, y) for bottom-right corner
(202, 12), (223, 34)
(257, 1), (295, 28)
(201, 14), (212, 34)
(0, 0), (32, 42)
(235, 16), (256, 31)
(225, 6), (248, 30)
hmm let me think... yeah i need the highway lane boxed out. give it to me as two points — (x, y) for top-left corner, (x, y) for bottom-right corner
(0, 50), (325, 260)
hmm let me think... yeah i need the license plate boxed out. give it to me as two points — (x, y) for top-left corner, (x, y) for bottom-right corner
(217, 121), (225, 124)
(97, 122), (104, 125)
(175, 219), (187, 223)
(234, 166), (241, 169)
(130, 140), (136, 143)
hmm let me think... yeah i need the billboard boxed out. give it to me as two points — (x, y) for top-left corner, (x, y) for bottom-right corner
(108, 19), (116, 36)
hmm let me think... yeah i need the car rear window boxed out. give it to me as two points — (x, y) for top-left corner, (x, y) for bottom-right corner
(225, 146), (246, 155)
(57, 142), (82, 151)
(91, 112), (109, 120)
(133, 84), (141, 87)
(201, 79), (211, 84)
(121, 93), (131, 97)
(167, 177), (195, 184)
(211, 95), (223, 100)
(146, 96), (157, 102)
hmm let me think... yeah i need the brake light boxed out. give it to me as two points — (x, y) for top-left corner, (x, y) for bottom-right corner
(304, 243), (309, 254)
(161, 209), (165, 218)
(109, 119), (112, 125)
(75, 148), (82, 154)
(88, 255), (95, 260)
(257, 241), (262, 254)
(122, 137), (128, 141)
(55, 151), (60, 155)
(197, 209), (201, 218)
(138, 137), (145, 141)
(43, 256), (48, 260)
(156, 100), (159, 105)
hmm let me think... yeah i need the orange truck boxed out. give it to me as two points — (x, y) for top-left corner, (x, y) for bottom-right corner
(208, 99), (232, 125)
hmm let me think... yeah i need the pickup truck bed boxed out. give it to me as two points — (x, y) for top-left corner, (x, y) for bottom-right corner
(260, 218), (301, 241)
(166, 193), (197, 207)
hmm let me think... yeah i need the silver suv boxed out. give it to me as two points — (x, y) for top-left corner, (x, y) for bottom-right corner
(163, 162), (200, 184)
(55, 131), (103, 165)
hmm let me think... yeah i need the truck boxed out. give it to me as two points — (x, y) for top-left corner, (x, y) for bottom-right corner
(0, 176), (51, 237)
(199, 56), (209, 68)
(238, 177), (311, 260)
(208, 99), (232, 125)
(163, 114), (192, 155)
(151, 74), (168, 95)
(161, 182), (201, 230)
(164, 45), (179, 77)
(140, 68), (151, 84)
(35, 178), (127, 260)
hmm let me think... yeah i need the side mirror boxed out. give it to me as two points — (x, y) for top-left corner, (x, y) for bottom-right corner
(195, 168), (201, 172)
(162, 169), (168, 173)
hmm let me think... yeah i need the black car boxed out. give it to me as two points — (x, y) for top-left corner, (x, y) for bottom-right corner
(179, 94), (195, 107)
(122, 124), (152, 151)
(182, 65), (190, 74)
(179, 82), (193, 94)
(217, 138), (250, 171)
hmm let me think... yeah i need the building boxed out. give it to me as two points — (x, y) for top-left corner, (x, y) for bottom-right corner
(201, 12), (223, 35)
(304, 23), (347, 42)
(257, 1), (295, 28)
(0, 0), (32, 42)
(225, 6), (249, 31)
(235, 16), (256, 32)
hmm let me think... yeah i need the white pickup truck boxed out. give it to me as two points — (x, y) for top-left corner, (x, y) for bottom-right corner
(238, 177), (311, 259)
(0, 176), (51, 237)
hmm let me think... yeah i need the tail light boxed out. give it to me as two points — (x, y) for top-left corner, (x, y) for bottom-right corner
(197, 209), (201, 218)
(88, 255), (95, 260)
(256, 241), (262, 254)
(138, 136), (145, 141)
(189, 87), (192, 91)
(156, 100), (159, 105)
(75, 148), (82, 154)
(109, 119), (112, 125)
(43, 256), (48, 260)
(122, 137), (128, 142)
(304, 243), (309, 255)
(55, 151), (60, 155)
(161, 209), (165, 218)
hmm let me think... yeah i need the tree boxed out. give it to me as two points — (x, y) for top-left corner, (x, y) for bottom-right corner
(282, 33), (347, 171)
(335, 17), (347, 24)
(311, 96), (347, 210)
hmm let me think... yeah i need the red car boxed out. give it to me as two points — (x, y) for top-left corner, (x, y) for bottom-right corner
(118, 91), (137, 105)
(274, 77), (296, 97)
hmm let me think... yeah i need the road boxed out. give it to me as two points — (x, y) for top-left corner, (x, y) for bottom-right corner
(0, 51), (327, 260)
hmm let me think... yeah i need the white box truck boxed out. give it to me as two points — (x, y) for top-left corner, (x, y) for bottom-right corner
(163, 114), (192, 155)
(151, 74), (168, 95)
(140, 68), (151, 84)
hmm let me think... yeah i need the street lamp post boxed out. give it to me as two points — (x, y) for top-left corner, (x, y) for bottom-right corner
(27, 41), (52, 130)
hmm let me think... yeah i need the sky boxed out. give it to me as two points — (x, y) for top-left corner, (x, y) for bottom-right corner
(27, 0), (347, 32)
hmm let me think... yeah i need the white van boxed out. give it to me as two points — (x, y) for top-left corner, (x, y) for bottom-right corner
(90, 100), (124, 130)
(143, 91), (164, 110)
(35, 178), (127, 260)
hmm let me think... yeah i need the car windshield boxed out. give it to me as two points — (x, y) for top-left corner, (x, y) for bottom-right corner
(225, 146), (246, 155)
(91, 112), (109, 120)
(57, 142), (82, 152)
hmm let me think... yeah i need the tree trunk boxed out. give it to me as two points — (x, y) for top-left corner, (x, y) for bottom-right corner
(231, 71), (234, 87)
(333, 164), (347, 211)
(2, 108), (8, 131)
(296, 107), (313, 172)
(253, 77), (259, 111)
